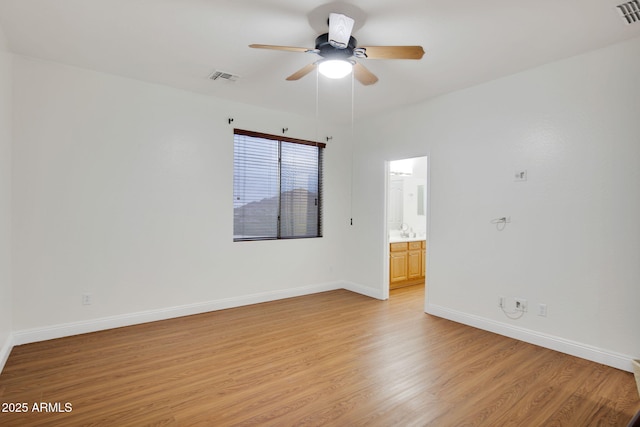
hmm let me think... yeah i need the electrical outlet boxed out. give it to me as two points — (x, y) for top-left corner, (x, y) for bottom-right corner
(82, 293), (92, 305)
(514, 298), (528, 312)
(538, 303), (548, 317)
(498, 296), (505, 308)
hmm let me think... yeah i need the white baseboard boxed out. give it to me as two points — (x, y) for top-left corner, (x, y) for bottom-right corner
(342, 281), (386, 300)
(10, 284), (630, 376)
(12, 281), (344, 347)
(0, 332), (13, 373)
(426, 303), (635, 373)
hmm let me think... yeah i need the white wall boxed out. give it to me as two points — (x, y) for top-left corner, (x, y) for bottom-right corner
(0, 23), (13, 368)
(11, 56), (353, 335)
(350, 36), (640, 369)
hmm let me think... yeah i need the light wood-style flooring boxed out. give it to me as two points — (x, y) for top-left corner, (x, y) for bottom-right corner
(1, 285), (638, 426)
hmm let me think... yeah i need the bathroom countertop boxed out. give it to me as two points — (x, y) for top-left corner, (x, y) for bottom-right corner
(389, 236), (426, 243)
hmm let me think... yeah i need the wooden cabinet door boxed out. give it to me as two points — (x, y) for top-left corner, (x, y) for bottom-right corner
(407, 250), (422, 279)
(390, 251), (408, 284)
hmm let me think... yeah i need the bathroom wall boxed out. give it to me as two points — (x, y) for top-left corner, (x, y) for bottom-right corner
(388, 156), (428, 237)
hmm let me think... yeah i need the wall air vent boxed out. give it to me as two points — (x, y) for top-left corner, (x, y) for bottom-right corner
(617, 0), (640, 24)
(208, 70), (239, 82)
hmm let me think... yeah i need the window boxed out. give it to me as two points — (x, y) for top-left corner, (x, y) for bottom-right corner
(233, 129), (325, 241)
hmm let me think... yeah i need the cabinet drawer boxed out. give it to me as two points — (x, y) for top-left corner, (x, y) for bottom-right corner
(390, 242), (408, 252)
(408, 241), (422, 250)
(422, 241), (427, 249)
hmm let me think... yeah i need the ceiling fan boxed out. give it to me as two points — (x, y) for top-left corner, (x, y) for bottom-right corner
(250, 13), (425, 85)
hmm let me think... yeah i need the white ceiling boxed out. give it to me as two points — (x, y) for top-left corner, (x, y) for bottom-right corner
(1, 0), (639, 124)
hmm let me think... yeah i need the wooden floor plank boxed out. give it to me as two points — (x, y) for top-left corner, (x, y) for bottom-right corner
(0, 285), (638, 426)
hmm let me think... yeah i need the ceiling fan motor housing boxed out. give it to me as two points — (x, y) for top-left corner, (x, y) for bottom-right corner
(315, 33), (357, 59)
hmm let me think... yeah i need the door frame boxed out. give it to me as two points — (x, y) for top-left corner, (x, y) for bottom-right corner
(382, 155), (431, 307)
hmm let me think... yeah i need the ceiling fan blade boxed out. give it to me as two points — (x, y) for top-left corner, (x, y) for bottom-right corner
(249, 44), (312, 53)
(353, 62), (378, 86)
(359, 46), (425, 60)
(328, 13), (355, 49)
(286, 63), (318, 81)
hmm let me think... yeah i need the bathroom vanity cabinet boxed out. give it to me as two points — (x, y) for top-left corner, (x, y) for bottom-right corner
(389, 240), (426, 289)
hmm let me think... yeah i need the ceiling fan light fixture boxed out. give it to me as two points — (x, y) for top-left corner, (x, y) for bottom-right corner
(318, 59), (353, 79)
(250, 12), (425, 85)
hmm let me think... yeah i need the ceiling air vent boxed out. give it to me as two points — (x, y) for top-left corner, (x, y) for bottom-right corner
(617, 0), (640, 24)
(208, 70), (239, 82)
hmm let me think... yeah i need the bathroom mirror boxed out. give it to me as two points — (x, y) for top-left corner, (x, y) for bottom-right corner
(417, 184), (425, 216)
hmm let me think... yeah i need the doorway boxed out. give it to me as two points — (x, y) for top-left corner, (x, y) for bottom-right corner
(383, 156), (428, 301)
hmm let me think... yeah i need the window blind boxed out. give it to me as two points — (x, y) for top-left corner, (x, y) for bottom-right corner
(233, 129), (324, 241)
